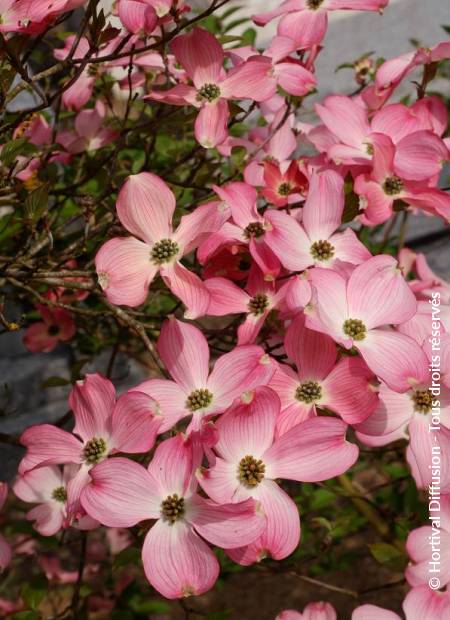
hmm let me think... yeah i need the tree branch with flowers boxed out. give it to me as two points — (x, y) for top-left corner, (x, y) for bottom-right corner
(0, 0), (449, 618)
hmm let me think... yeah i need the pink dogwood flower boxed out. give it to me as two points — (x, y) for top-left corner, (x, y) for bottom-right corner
(0, 0), (85, 34)
(198, 182), (283, 280)
(81, 434), (265, 599)
(354, 133), (449, 225)
(146, 27), (275, 147)
(253, 0), (388, 50)
(270, 314), (378, 435)
(314, 95), (448, 167)
(259, 168), (371, 270)
(204, 265), (286, 345)
(406, 494), (450, 588)
(306, 254), (427, 392)
(116, 0), (158, 34)
(23, 303), (76, 353)
(262, 160), (309, 207)
(132, 317), (276, 433)
(353, 587), (450, 620)
(57, 101), (118, 154)
(95, 172), (228, 317)
(19, 373), (161, 518)
(197, 387), (358, 564)
(375, 42), (450, 98)
(226, 36), (317, 99)
(276, 603), (336, 619)
(0, 483), (11, 572)
(13, 466), (74, 536)
(355, 347), (450, 493)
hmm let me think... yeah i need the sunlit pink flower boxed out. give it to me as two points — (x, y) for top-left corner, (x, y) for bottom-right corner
(23, 304), (76, 353)
(204, 265), (286, 345)
(353, 586), (450, 620)
(262, 160), (309, 207)
(354, 133), (449, 225)
(314, 95), (448, 166)
(198, 182), (284, 280)
(0, 483), (11, 572)
(227, 36), (316, 99)
(95, 172), (228, 317)
(253, 0), (388, 49)
(146, 27), (275, 147)
(116, 0), (158, 34)
(259, 168), (371, 270)
(375, 42), (450, 98)
(197, 386), (358, 564)
(0, 0), (85, 34)
(19, 373), (161, 518)
(13, 466), (74, 536)
(270, 314), (378, 434)
(81, 434), (265, 598)
(133, 317), (275, 433)
(406, 494), (450, 588)
(276, 602), (337, 619)
(307, 254), (427, 392)
(355, 348), (450, 492)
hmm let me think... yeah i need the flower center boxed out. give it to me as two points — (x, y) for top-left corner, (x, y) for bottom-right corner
(278, 182), (292, 196)
(244, 222), (265, 240)
(51, 486), (67, 503)
(150, 238), (179, 265)
(196, 83), (221, 103)
(365, 142), (374, 155)
(306, 0), (324, 8)
(295, 380), (322, 404)
(383, 175), (404, 196)
(412, 389), (433, 414)
(47, 325), (60, 336)
(310, 239), (335, 262)
(185, 388), (213, 412)
(161, 493), (185, 524)
(238, 455), (265, 487)
(248, 293), (269, 316)
(83, 437), (107, 465)
(343, 318), (367, 341)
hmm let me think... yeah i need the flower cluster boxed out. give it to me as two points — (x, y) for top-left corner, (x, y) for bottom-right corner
(0, 0), (449, 616)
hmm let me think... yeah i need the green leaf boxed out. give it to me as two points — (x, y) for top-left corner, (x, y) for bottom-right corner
(369, 542), (407, 572)
(24, 186), (48, 223)
(21, 574), (47, 610)
(11, 612), (40, 620)
(41, 376), (71, 388)
(113, 546), (141, 569)
(342, 191), (360, 223)
(128, 594), (171, 614)
(0, 138), (37, 166)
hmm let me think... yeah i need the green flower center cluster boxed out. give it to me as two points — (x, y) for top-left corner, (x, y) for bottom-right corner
(151, 239), (179, 264)
(343, 318), (367, 341)
(244, 222), (265, 240)
(383, 176), (404, 196)
(51, 486), (67, 503)
(83, 437), (107, 465)
(185, 388), (213, 412)
(412, 389), (433, 414)
(238, 455), (265, 487)
(295, 381), (323, 404)
(196, 83), (221, 102)
(248, 293), (270, 316)
(311, 239), (335, 261)
(161, 494), (185, 523)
